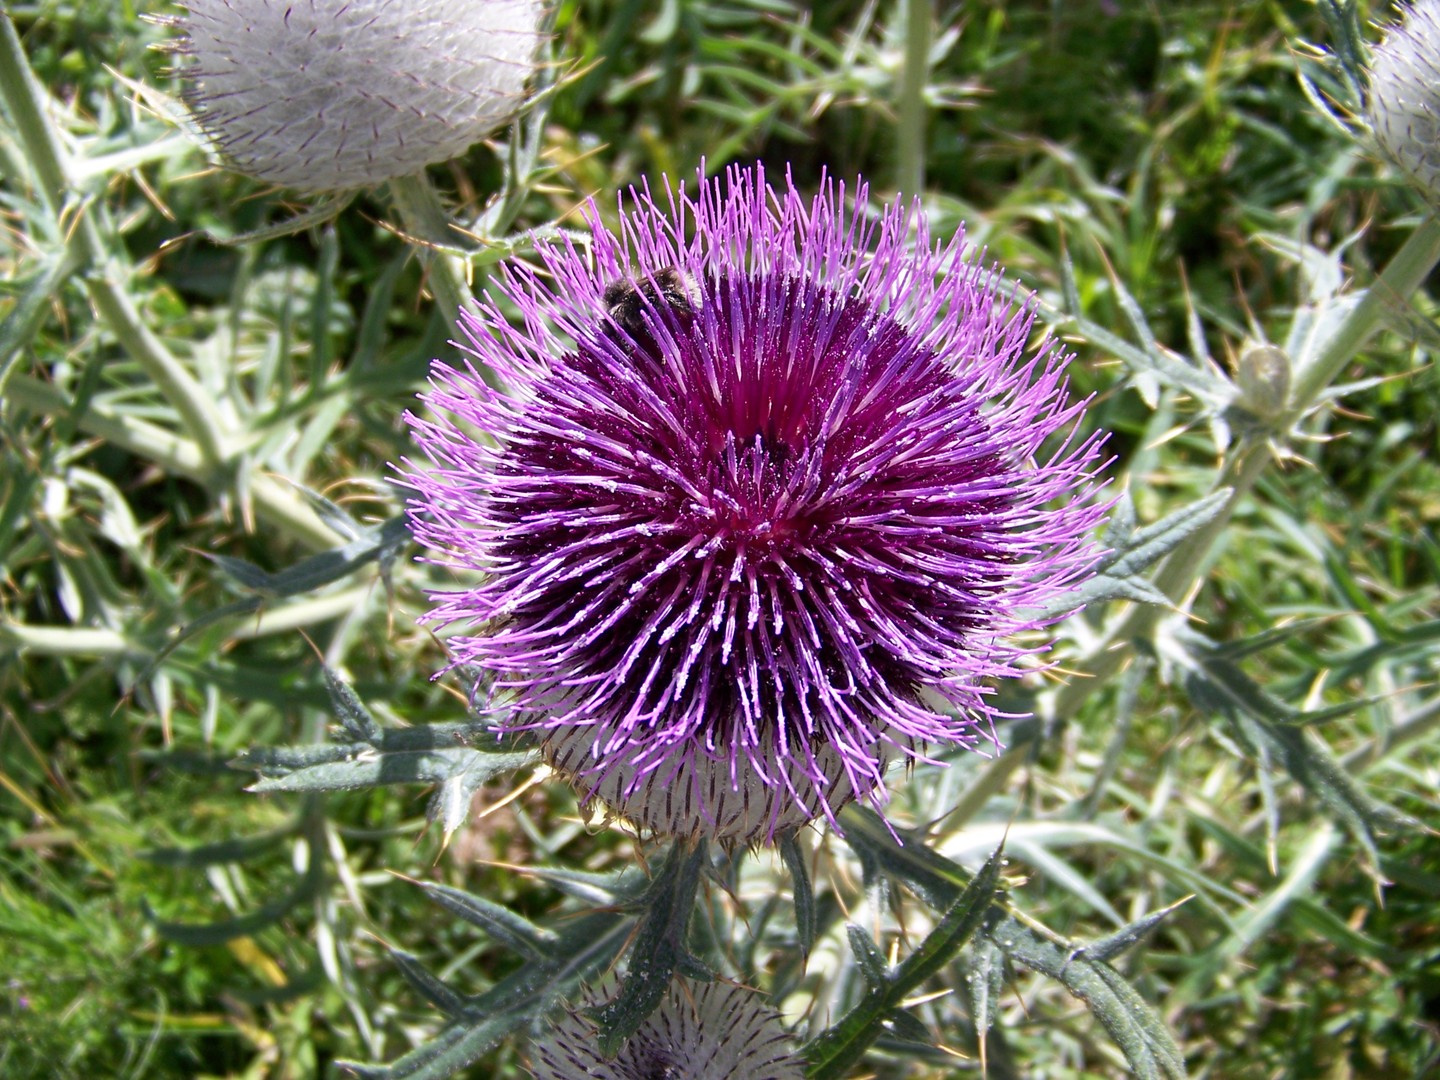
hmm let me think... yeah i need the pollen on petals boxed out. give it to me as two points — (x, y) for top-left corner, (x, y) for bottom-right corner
(400, 163), (1109, 844)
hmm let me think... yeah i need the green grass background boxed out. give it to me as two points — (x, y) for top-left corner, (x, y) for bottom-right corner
(2, 1), (1438, 1077)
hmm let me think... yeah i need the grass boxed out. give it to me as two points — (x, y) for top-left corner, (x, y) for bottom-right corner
(2, 0), (1439, 1077)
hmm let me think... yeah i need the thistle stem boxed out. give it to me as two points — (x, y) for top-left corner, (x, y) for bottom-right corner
(1039, 211), (1440, 751)
(386, 172), (479, 330)
(6, 374), (338, 550)
(1289, 211), (1440, 410)
(895, 0), (932, 200)
(0, 585), (372, 658)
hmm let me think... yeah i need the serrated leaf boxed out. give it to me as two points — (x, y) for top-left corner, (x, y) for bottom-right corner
(1103, 489), (1139, 548)
(420, 881), (560, 962)
(1005, 929), (1187, 1080)
(1035, 491), (1235, 620)
(1170, 625), (1419, 853)
(206, 553), (278, 594)
(966, 938), (1005, 1038)
(344, 911), (634, 1078)
(590, 841), (709, 1056)
(1060, 571), (1174, 614)
(837, 808), (1186, 1080)
(1077, 896), (1192, 963)
(1110, 271), (1160, 361)
(266, 514), (412, 598)
(335, 1012), (516, 1080)
(1049, 258), (1230, 407)
(881, 1007), (931, 1046)
(489, 863), (648, 906)
(1058, 308), (1232, 406)
(1099, 489), (1232, 580)
(234, 722), (508, 776)
(427, 772), (477, 840)
(296, 486), (366, 542)
(806, 848), (1003, 1080)
(390, 949), (471, 1018)
(891, 847), (1002, 990)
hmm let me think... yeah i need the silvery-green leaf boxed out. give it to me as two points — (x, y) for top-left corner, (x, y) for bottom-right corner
(249, 747), (531, 793)
(389, 949), (471, 1018)
(589, 842), (709, 1056)
(1077, 896), (1192, 963)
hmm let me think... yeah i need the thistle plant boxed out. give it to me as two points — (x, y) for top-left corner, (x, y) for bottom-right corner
(4, 4), (1440, 1080)
(402, 164), (1109, 843)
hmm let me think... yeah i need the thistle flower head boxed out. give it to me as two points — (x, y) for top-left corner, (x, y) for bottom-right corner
(168, 0), (544, 192)
(402, 164), (1108, 843)
(1369, 0), (1440, 202)
(528, 979), (802, 1080)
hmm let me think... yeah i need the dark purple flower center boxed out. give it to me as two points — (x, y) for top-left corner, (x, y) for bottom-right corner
(485, 268), (1016, 772)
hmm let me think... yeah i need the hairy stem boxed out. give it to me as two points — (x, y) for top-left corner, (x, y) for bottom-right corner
(895, 0), (931, 200)
(386, 172), (478, 329)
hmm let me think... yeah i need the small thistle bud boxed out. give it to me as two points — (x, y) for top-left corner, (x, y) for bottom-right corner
(1234, 343), (1291, 418)
(529, 979), (803, 1080)
(1368, 0), (1440, 202)
(169, 0), (545, 192)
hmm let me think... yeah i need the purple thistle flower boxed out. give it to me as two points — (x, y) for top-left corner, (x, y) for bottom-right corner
(402, 164), (1108, 843)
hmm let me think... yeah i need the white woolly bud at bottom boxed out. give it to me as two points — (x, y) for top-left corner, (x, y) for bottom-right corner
(541, 725), (879, 845)
(528, 979), (803, 1080)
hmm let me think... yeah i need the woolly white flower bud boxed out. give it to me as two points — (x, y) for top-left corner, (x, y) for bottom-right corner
(543, 725), (869, 846)
(170, 0), (544, 192)
(1369, 0), (1440, 202)
(529, 979), (804, 1080)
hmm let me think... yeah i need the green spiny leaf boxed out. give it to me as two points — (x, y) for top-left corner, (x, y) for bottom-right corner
(780, 830), (816, 958)
(420, 881), (561, 962)
(589, 841), (708, 1057)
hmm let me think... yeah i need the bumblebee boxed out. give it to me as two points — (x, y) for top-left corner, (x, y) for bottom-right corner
(602, 266), (700, 339)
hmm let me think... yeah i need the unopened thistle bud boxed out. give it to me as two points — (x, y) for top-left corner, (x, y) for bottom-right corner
(529, 979), (803, 1080)
(1368, 0), (1440, 202)
(1234, 343), (1291, 419)
(168, 0), (545, 192)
